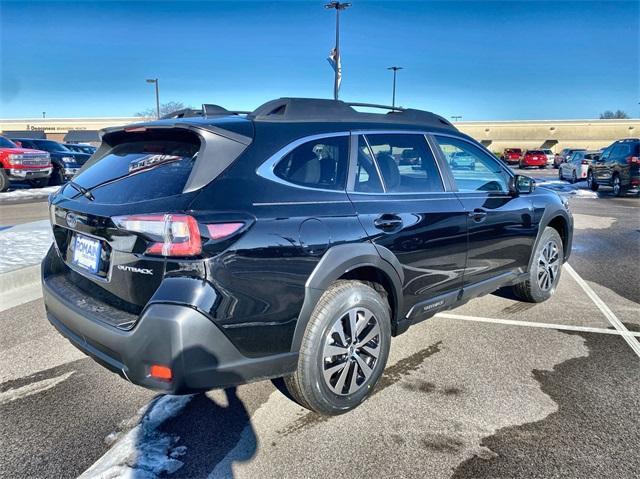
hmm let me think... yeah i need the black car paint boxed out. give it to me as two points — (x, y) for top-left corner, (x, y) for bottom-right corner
(590, 139), (640, 190)
(42, 106), (573, 393)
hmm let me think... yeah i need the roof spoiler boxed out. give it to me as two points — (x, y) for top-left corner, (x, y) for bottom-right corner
(160, 105), (250, 120)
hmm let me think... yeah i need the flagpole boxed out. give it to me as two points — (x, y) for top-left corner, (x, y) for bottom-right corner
(325, 2), (351, 100)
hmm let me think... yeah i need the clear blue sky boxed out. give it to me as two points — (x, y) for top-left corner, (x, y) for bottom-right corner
(1, 0), (638, 120)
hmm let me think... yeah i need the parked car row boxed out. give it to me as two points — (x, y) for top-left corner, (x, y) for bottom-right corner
(558, 150), (600, 183)
(0, 135), (93, 191)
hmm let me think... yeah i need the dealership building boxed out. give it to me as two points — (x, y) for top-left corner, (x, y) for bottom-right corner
(1, 116), (638, 153)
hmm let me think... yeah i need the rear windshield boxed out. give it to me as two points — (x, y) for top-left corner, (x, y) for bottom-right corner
(527, 150), (544, 154)
(70, 136), (200, 204)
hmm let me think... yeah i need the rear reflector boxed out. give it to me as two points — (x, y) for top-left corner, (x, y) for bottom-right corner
(149, 365), (172, 381)
(206, 222), (244, 240)
(113, 213), (202, 257)
(627, 156), (640, 165)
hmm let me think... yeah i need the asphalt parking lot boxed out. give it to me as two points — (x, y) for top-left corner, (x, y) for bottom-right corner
(1, 170), (638, 478)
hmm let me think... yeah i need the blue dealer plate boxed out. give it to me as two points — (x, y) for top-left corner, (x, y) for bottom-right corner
(71, 234), (102, 274)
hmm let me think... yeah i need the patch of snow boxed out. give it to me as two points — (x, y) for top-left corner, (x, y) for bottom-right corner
(0, 185), (59, 202)
(0, 371), (74, 405)
(536, 179), (598, 199)
(0, 220), (53, 273)
(79, 394), (194, 479)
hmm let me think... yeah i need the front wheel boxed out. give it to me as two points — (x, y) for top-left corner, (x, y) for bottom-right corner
(284, 280), (391, 415)
(587, 171), (599, 191)
(558, 168), (563, 180)
(512, 227), (563, 303)
(0, 169), (9, 192)
(48, 168), (64, 186)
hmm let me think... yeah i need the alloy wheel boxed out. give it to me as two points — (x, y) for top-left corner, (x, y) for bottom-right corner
(613, 176), (621, 196)
(537, 240), (560, 292)
(322, 307), (381, 396)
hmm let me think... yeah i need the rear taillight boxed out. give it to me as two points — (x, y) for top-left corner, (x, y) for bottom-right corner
(627, 156), (640, 165)
(581, 160), (589, 165)
(113, 214), (202, 257)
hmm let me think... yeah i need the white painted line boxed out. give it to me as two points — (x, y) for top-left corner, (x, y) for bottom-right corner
(0, 371), (74, 405)
(436, 313), (640, 338)
(564, 264), (640, 358)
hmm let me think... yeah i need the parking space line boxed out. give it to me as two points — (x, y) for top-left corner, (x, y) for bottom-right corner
(564, 264), (640, 358)
(437, 313), (640, 338)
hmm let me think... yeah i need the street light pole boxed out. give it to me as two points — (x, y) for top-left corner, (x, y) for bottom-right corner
(387, 66), (403, 109)
(145, 78), (160, 119)
(325, 1), (351, 100)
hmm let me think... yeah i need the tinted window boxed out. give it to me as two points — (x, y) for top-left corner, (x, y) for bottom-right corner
(364, 134), (443, 193)
(354, 136), (383, 193)
(0, 137), (17, 148)
(611, 144), (631, 158)
(434, 135), (509, 193)
(31, 140), (70, 153)
(274, 136), (348, 190)
(70, 138), (200, 203)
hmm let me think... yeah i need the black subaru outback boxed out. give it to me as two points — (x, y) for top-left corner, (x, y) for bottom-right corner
(43, 98), (573, 415)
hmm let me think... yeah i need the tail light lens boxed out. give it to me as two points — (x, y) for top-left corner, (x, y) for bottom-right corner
(206, 222), (244, 240)
(627, 156), (639, 165)
(581, 160), (589, 165)
(113, 214), (202, 257)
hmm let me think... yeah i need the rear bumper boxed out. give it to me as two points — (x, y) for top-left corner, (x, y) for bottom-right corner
(43, 273), (298, 393)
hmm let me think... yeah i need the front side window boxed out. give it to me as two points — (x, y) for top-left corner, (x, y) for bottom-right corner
(434, 135), (509, 193)
(363, 133), (444, 193)
(274, 136), (348, 190)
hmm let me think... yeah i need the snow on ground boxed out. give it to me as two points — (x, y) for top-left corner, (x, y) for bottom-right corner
(536, 178), (599, 199)
(79, 395), (194, 479)
(0, 220), (53, 274)
(0, 185), (59, 203)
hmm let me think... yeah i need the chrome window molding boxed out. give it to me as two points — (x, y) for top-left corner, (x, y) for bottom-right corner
(255, 131), (351, 193)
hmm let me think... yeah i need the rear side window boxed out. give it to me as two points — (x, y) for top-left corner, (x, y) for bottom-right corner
(71, 135), (200, 203)
(434, 135), (509, 193)
(364, 133), (443, 193)
(354, 136), (383, 193)
(611, 143), (631, 158)
(274, 136), (349, 190)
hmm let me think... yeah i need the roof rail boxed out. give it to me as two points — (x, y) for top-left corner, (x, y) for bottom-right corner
(160, 105), (249, 120)
(247, 97), (454, 128)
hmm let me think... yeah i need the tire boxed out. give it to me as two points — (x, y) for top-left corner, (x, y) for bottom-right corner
(539, 165), (545, 169)
(519, 162), (524, 169)
(571, 171), (577, 184)
(558, 168), (563, 180)
(0, 169), (9, 192)
(284, 280), (391, 415)
(29, 178), (49, 188)
(612, 174), (624, 197)
(49, 168), (63, 186)
(587, 170), (599, 191)
(512, 227), (563, 303)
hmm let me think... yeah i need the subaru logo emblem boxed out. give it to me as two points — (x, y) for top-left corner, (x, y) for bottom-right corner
(66, 212), (78, 228)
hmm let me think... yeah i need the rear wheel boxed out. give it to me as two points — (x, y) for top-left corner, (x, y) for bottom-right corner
(284, 280), (391, 415)
(0, 169), (9, 192)
(612, 174), (624, 197)
(558, 168), (563, 180)
(512, 227), (563, 303)
(587, 170), (599, 191)
(571, 171), (577, 184)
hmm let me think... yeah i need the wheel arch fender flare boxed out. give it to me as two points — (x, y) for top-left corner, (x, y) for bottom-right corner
(528, 207), (573, 271)
(290, 243), (404, 353)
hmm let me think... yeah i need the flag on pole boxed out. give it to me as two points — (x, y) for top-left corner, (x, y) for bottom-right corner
(327, 47), (342, 97)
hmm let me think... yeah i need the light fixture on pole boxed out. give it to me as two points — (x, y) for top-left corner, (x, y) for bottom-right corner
(387, 66), (403, 109)
(451, 115), (463, 122)
(145, 78), (160, 119)
(325, 1), (351, 100)
(42, 112), (46, 119)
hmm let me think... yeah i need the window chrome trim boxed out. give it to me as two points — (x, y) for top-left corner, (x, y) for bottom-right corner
(255, 131), (350, 193)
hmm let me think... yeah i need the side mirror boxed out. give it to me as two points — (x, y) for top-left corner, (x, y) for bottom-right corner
(510, 175), (535, 195)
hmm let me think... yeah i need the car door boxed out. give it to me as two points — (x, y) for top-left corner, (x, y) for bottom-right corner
(347, 132), (468, 321)
(430, 134), (538, 295)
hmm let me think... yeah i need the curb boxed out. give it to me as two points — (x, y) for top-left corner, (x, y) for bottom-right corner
(0, 264), (43, 312)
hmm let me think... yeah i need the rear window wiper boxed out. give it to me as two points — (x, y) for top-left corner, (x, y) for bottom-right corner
(67, 181), (95, 201)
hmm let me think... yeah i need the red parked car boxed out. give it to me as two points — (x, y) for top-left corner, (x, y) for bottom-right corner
(0, 135), (52, 191)
(501, 148), (522, 164)
(520, 150), (548, 169)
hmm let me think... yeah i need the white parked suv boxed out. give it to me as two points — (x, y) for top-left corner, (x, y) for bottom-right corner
(559, 150), (599, 183)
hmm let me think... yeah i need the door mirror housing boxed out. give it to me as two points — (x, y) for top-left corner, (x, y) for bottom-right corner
(509, 175), (535, 195)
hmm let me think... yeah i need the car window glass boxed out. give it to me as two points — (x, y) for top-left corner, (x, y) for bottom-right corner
(363, 134), (443, 193)
(611, 144), (630, 158)
(354, 136), (383, 193)
(434, 135), (509, 193)
(274, 136), (348, 191)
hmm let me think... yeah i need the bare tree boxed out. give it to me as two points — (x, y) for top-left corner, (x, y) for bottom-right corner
(599, 110), (630, 119)
(136, 101), (191, 118)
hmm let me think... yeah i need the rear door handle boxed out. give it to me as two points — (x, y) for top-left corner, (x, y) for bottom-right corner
(468, 209), (487, 222)
(374, 214), (403, 231)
